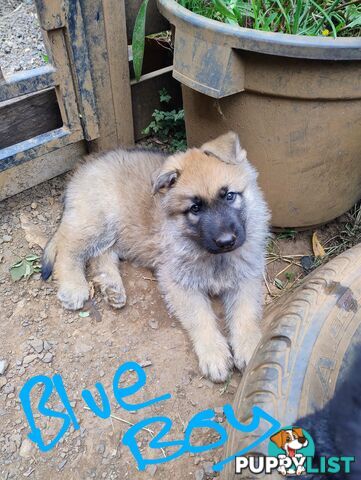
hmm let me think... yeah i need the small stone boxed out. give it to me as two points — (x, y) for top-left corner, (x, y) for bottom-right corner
(147, 465), (157, 477)
(148, 319), (159, 329)
(58, 459), (67, 471)
(0, 359), (9, 375)
(2, 235), (12, 242)
(40, 311), (48, 320)
(195, 468), (205, 480)
(31, 202), (38, 209)
(97, 443), (105, 454)
(140, 360), (152, 368)
(19, 438), (34, 458)
(4, 45), (12, 54)
(43, 340), (51, 350)
(29, 338), (44, 354)
(214, 407), (223, 415)
(203, 462), (214, 475)
(42, 352), (53, 363)
(3, 384), (15, 394)
(23, 354), (38, 365)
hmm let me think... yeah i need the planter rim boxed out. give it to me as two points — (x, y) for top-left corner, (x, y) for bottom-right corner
(157, 0), (361, 60)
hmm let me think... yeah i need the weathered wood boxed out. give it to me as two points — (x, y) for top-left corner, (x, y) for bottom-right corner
(0, 66), (57, 103)
(125, 0), (168, 44)
(0, 141), (86, 201)
(46, 29), (83, 136)
(66, 0), (99, 141)
(34, 0), (67, 30)
(103, 0), (134, 145)
(79, 0), (134, 150)
(0, 89), (62, 149)
(0, 127), (83, 172)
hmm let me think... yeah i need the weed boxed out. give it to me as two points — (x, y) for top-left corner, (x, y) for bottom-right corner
(143, 88), (187, 152)
(10, 254), (41, 281)
(178, 0), (361, 38)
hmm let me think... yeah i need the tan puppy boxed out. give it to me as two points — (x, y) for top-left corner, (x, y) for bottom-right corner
(42, 132), (269, 382)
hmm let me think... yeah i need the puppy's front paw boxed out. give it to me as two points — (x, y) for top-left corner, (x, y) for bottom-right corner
(58, 284), (89, 310)
(232, 328), (261, 374)
(103, 284), (127, 309)
(198, 342), (233, 383)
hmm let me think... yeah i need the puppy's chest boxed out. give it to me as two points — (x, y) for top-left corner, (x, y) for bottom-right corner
(173, 255), (243, 294)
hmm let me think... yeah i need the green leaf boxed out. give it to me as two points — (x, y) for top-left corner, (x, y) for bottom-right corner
(132, 0), (150, 81)
(274, 278), (284, 290)
(79, 311), (90, 318)
(10, 261), (27, 281)
(25, 254), (40, 262)
(212, 0), (238, 24)
(159, 88), (171, 103)
(24, 261), (33, 279)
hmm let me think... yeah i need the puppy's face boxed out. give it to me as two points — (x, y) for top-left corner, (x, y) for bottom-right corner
(271, 428), (308, 454)
(153, 132), (257, 255)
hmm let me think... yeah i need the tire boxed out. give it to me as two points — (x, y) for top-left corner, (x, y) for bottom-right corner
(221, 243), (361, 479)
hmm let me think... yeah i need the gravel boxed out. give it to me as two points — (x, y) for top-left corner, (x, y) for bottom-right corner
(0, 0), (47, 78)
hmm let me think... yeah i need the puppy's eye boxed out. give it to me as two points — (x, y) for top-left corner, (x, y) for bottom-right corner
(190, 204), (200, 214)
(226, 192), (236, 202)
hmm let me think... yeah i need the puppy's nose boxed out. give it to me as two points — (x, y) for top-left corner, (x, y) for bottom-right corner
(215, 233), (236, 249)
(299, 437), (307, 444)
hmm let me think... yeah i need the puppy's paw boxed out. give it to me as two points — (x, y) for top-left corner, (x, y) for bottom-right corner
(198, 342), (233, 383)
(232, 328), (262, 374)
(103, 284), (127, 309)
(58, 284), (89, 310)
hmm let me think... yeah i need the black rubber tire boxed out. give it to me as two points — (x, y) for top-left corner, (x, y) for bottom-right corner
(221, 243), (361, 479)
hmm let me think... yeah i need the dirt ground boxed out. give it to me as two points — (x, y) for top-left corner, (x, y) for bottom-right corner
(0, 0), (46, 78)
(0, 169), (319, 480)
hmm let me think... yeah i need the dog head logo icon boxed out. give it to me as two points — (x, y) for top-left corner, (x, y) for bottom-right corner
(268, 426), (315, 476)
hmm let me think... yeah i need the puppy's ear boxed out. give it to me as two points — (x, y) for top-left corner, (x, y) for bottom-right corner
(152, 169), (179, 194)
(270, 431), (286, 449)
(293, 427), (304, 438)
(201, 131), (247, 165)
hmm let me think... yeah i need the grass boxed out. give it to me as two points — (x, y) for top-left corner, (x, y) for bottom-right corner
(177, 0), (361, 37)
(322, 202), (361, 257)
(263, 202), (361, 303)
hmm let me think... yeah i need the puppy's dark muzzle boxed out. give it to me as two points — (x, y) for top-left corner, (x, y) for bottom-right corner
(215, 233), (236, 250)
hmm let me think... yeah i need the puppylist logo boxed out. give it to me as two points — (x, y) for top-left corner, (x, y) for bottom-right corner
(235, 426), (355, 476)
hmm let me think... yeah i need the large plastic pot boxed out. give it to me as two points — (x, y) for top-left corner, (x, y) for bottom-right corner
(157, 0), (361, 227)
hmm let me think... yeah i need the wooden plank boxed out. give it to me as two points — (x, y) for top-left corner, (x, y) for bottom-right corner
(103, 0), (134, 145)
(0, 66), (57, 103)
(66, 0), (99, 141)
(46, 29), (83, 135)
(79, 0), (134, 150)
(0, 89), (62, 149)
(0, 127), (83, 172)
(125, 0), (168, 44)
(34, 0), (67, 30)
(0, 141), (86, 201)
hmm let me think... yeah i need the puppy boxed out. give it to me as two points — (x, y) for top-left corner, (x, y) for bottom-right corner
(42, 132), (270, 382)
(271, 428), (309, 475)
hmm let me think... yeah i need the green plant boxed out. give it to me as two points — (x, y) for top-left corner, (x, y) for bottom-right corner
(178, 0), (361, 38)
(10, 254), (41, 281)
(132, 0), (150, 81)
(143, 88), (187, 152)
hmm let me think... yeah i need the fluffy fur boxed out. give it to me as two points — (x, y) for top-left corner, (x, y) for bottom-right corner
(42, 132), (270, 382)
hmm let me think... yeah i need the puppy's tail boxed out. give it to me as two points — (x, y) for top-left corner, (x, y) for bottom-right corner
(41, 231), (59, 281)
